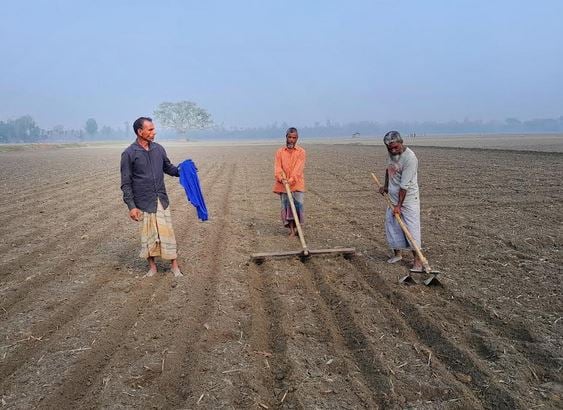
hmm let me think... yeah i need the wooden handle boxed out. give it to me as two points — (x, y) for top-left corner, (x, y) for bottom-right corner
(370, 173), (394, 209)
(371, 173), (430, 270)
(282, 171), (309, 255)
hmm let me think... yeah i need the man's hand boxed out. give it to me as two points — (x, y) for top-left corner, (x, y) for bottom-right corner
(392, 205), (402, 215)
(379, 186), (388, 195)
(129, 208), (142, 221)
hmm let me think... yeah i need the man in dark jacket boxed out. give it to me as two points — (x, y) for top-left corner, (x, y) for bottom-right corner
(120, 117), (183, 277)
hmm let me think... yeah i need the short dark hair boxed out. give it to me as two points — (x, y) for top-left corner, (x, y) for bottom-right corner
(286, 127), (298, 137)
(133, 117), (152, 136)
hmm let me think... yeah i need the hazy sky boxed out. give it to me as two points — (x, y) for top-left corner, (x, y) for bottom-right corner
(1, 0), (562, 129)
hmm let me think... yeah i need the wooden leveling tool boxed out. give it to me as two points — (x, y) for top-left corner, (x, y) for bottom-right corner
(251, 172), (355, 264)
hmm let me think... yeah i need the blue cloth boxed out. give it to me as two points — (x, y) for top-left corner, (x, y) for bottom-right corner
(179, 159), (208, 221)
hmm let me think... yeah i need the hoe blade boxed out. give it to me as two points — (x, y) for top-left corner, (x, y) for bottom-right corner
(399, 274), (417, 285)
(423, 274), (442, 286)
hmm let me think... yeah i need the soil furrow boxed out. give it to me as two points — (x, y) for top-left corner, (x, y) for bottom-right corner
(72, 161), (229, 408)
(306, 260), (392, 408)
(0, 142), (559, 409)
(0, 164), (213, 256)
(255, 261), (302, 409)
(149, 162), (237, 407)
(244, 260), (294, 408)
(305, 168), (522, 407)
(37, 278), (168, 408)
(0, 168), (110, 208)
(308, 178), (560, 386)
(0, 165), (213, 279)
(295, 262), (387, 408)
(451, 294), (562, 381)
(0, 186), (120, 256)
(348, 257), (520, 409)
(0, 164), (218, 382)
(0, 273), (116, 386)
(232, 158), (301, 408)
(0, 207), (126, 311)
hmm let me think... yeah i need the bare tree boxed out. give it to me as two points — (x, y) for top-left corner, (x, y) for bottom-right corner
(154, 101), (212, 138)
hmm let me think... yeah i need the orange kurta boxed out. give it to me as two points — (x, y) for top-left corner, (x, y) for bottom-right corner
(273, 146), (306, 193)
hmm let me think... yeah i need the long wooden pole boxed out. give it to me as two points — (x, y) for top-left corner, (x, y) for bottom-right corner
(371, 173), (432, 272)
(281, 171), (309, 256)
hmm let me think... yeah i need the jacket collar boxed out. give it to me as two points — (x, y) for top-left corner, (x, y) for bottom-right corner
(131, 140), (154, 151)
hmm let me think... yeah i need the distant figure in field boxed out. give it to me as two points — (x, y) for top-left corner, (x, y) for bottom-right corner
(273, 127), (306, 237)
(378, 130), (423, 271)
(120, 117), (183, 277)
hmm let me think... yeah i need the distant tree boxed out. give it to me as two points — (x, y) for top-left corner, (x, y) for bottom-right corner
(0, 121), (8, 143)
(85, 118), (98, 136)
(505, 117), (521, 126)
(154, 101), (212, 137)
(13, 115), (41, 142)
(0, 121), (10, 143)
(504, 117), (521, 131)
(100, 125), (114, 137)
(53, 124), (65, 134)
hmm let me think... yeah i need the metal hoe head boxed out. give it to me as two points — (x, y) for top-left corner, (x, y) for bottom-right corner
(399, 264), (442, 286)
(399, 274), (417, 285)
(421, 263), (441, 286)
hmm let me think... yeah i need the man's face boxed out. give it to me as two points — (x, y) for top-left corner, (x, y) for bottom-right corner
(386, 141), (403, 156)
(138, 121), (156, 143)
(286, 132), (298, 148)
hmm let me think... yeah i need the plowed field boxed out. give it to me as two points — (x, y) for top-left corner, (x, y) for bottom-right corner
(0, 140), (561, 409)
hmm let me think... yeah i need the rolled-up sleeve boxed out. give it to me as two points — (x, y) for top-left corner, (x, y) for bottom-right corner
(120, 151), (137, 210)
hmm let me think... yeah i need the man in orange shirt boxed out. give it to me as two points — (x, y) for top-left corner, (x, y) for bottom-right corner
(273, 127), (306, 236)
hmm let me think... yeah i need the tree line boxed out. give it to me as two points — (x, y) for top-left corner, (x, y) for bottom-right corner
(0, 101), (212, 143)
(1, 105), (563, 143)
(192, 116), (563, 140)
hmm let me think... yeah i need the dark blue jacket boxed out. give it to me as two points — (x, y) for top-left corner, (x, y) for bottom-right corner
(179, 159), (208, 221)
(120, 141), (179, 213)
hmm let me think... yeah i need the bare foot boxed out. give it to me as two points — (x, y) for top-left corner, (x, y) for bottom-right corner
(146, 257), (157, 277)
(171, 267), (183, 277)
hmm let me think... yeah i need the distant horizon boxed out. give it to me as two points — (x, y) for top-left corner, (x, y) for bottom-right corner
(2, 112), (563, 132)
(2, 112), (563, 144)
(2, 131), (562, 156)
